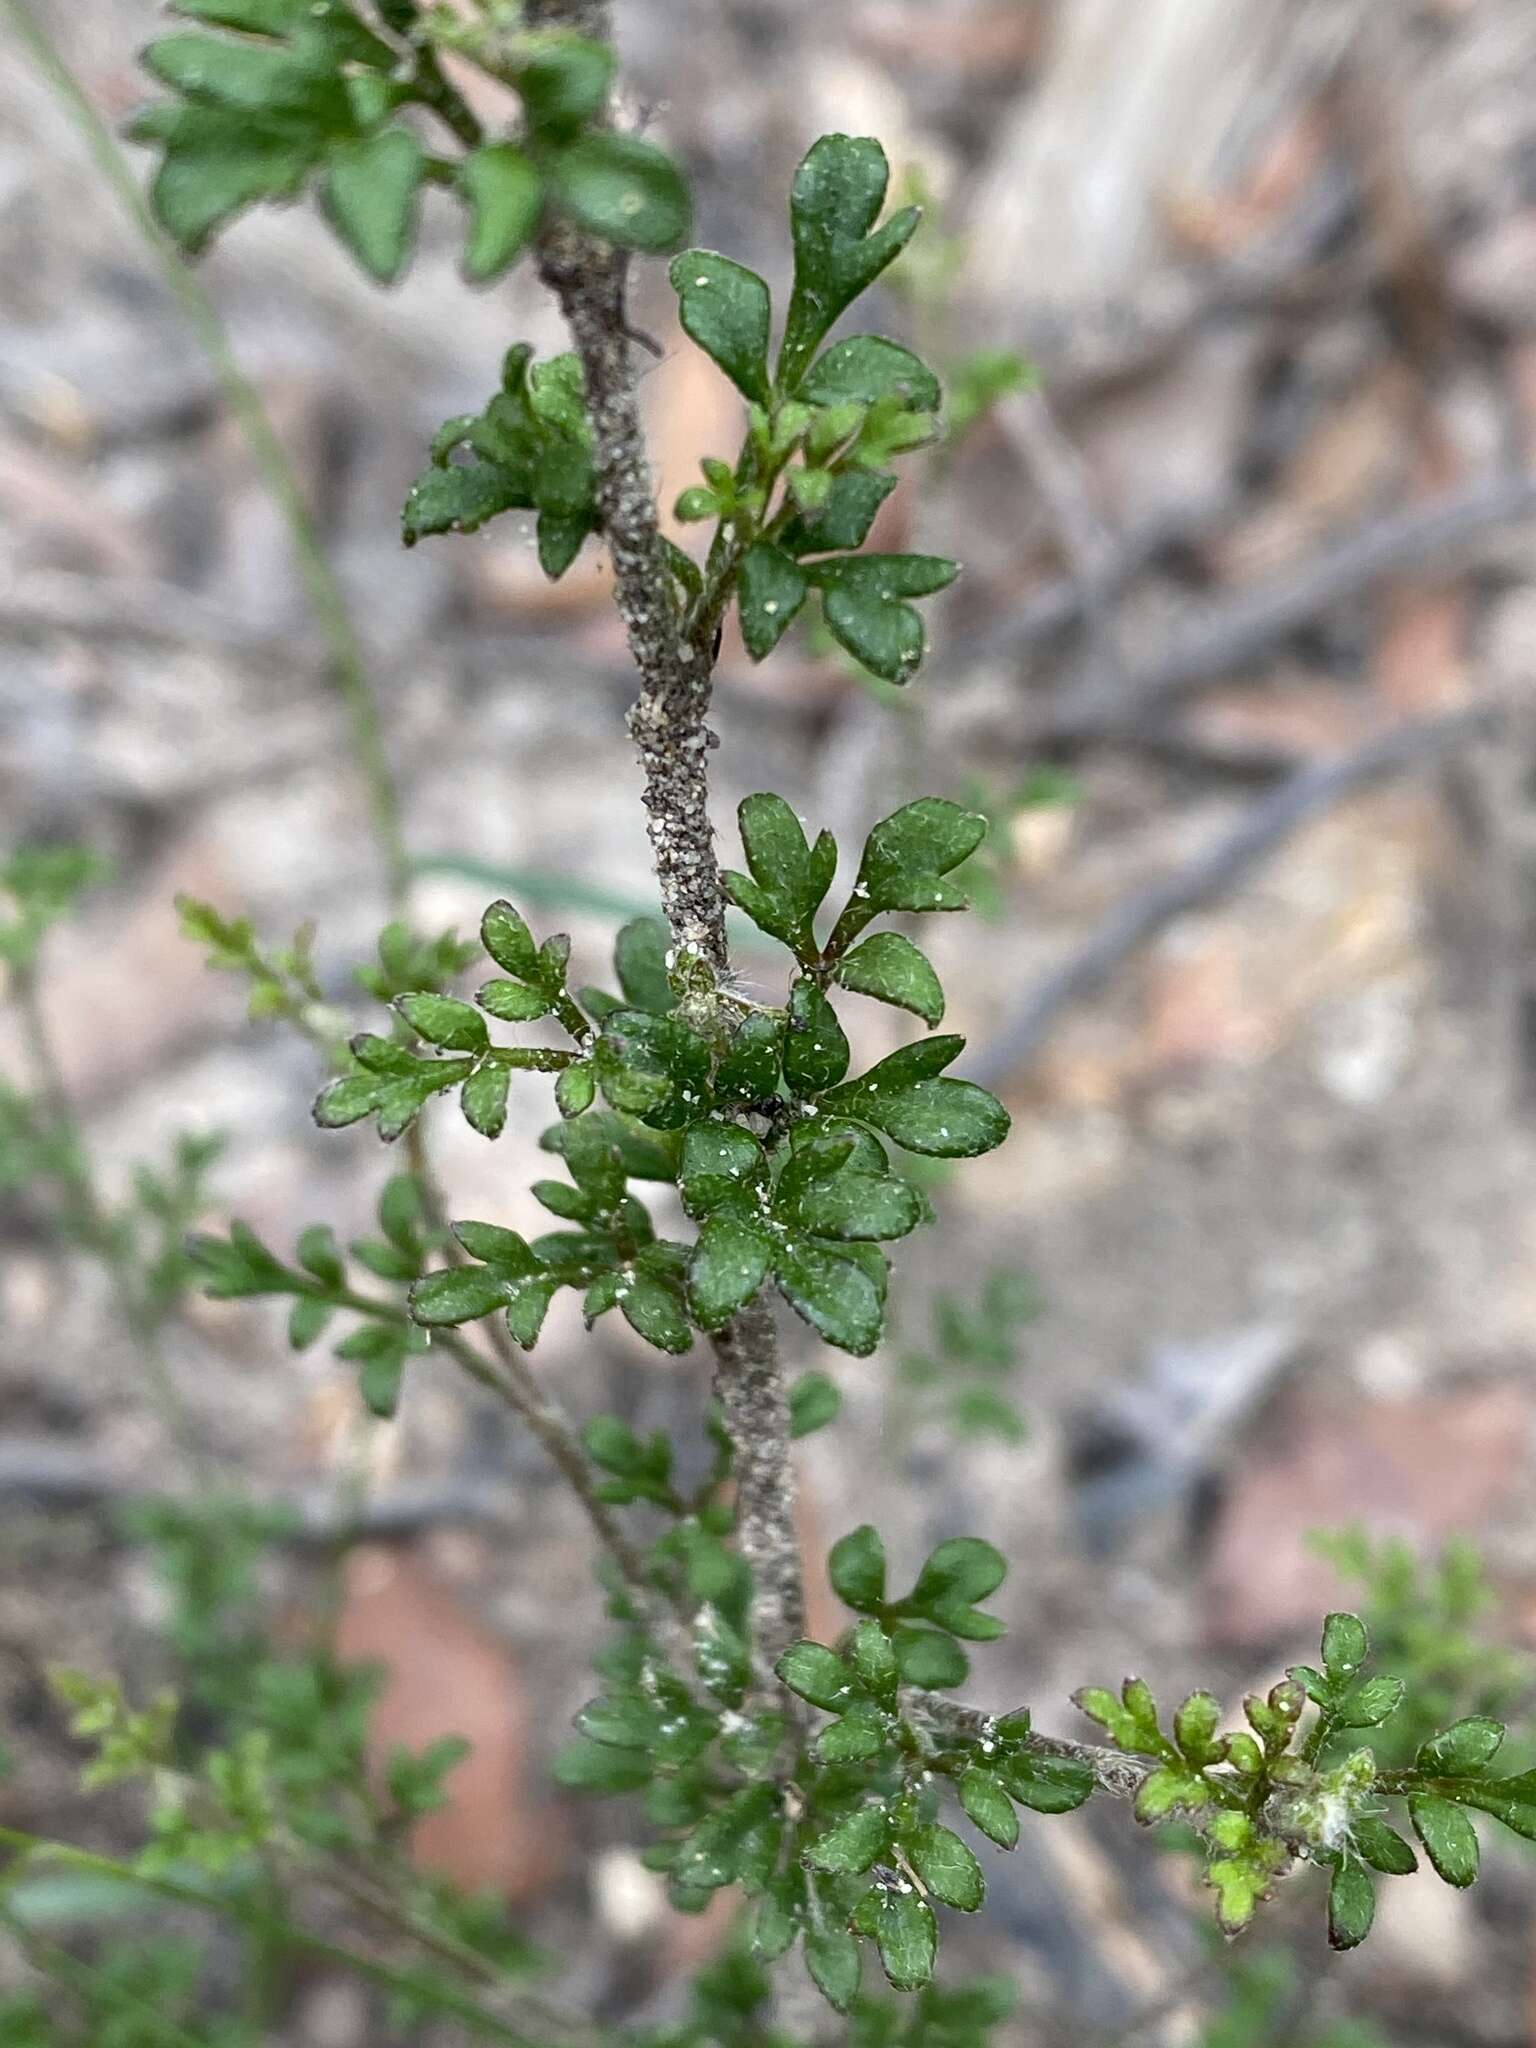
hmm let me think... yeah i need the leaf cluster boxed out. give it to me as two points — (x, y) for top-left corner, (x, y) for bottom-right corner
(1077, 1611), (1536, 1949)
(670, 136), (956, 685)
(300, 799), (1007, 1367)
(132, 1), (687, 275)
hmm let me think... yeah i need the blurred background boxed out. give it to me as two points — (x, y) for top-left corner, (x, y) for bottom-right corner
(5, 0), (1536, 2042)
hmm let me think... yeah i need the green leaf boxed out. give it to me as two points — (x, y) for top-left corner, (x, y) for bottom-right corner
(783, 979), (850, 1095)
(481, 900), (540, 980)
(816, 555), (959, 686)
(553, 1740), (652, 1794)
(851, 797), (989, 919)
(804, 1925), (861, 2013)
(679, 1123), (768, 1217)
(460, 144), (543, 281)
(145, 117), (321, 250)
(512, 32), (614, 135)
(670, 251), (772, 403)
(828, 1525), (887, 1612)
(593, 1009), (711, 1128)
(321, 127), (423, 283)
(775, 1642), (862, 1714)
(1073, 1680), (1163, 1755)
(614, 917), (674, 1015)
(1134, 1766), (1209, 1824)
(808, 1803), (888, 1875)
(907, 1823), (984, 1911)
(477, 978), (549, 1023)
(716, 1011), (784, 1103)
(802, 335), (940, 411)
(550, 133), (690, 251)
(1334, 1675), (1405, 1729)
(619, 1274), (692, 1355)
(738, 543), (810, 662)
(1328, 1858), (1376, 1950)
(142, 31), (335, 113)
(287, 1295), (332, 1350)
(780, 468), (896, 556)
(169, 0), (305, 28)
(1173, 1692), (1223, 1766)
(774, 1236), (885, 1356)
(891, 1625), (967, 1690)
(780, 135), (920, 388)
(907, 1536), (1006, 1615)
(458, 1062), (508, 1138)
(1321, 1612), (1369, 1680)
(537, 509), (592, 579)
(1452, 1769), (1536, 1841)
(959, 1768), (1018, 1849)
(358, 1343), (406, 1420)
(1409, 1796), (1479, 1887)
(852, 1881), (936, 1992)
(788, 1371), (841, 1437)
(1352, 1818), (1417, 1876)
(555, 1064), (596, 1118)
(689, 1211), (773, 1330)
(1417, 1717), (1505, 1777)
(835, 933), (944, 1027)
(408, 1264), (510, 1327)
(833, 1071), (1009, 1160)
(848, 1619), (898, 1706)
(998, 1752), (1094, 1814)
(396, 993), (487, 1053)
(817, 1700), (888, 1762)
(401, 460), (527, 545)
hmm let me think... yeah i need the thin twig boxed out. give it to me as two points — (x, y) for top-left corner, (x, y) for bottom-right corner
(966, 706), (1494, 1089)
(3, 0), (410, 912)
(0, 1827), (547, 2046)
(1015, 473), (1536, 751)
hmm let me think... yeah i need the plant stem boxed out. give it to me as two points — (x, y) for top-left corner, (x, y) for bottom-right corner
(908, 1695), (1158, 1803)
(709, 1296), (806, 1667)
(0, 1899), (210, 2048)
(3, 0), (411, 914)
(530, 0), (809, 1685)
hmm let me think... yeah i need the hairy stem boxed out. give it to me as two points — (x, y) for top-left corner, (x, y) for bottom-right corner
(909, 1695), (1158, 1803)
(4, 0), (411, 913)
(531, 0), (808, 1677)
(709, 1296), (806, 1665)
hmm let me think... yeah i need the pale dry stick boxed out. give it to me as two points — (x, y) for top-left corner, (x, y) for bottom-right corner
(528, 0), (808, 1670)
(1015, 472), (1536, 751)
(997, 386), (1127, 686)
(966, 705), (1493, 1090)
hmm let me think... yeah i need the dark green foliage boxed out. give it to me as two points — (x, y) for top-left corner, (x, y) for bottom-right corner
(132, 5), (688, 272)
(661, 137), (955, 684)
(401, 346), (598, 575)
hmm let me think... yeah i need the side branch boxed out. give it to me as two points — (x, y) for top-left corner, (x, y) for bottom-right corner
(910, 1694), (1156, 1803)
